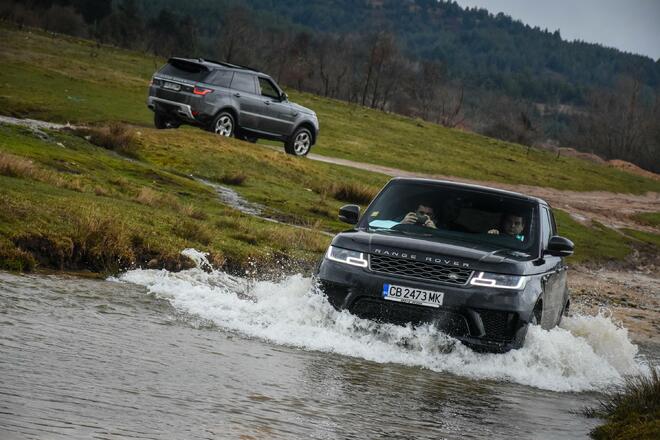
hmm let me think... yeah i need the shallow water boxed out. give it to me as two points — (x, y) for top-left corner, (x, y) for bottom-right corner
(0, 255), (655, 439)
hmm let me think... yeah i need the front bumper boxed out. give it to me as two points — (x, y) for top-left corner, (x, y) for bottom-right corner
(316, 258), (539, 352)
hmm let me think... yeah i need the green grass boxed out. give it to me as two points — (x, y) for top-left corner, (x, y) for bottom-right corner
(0, 125), (346, 273)
(622, 229), (660, 248)
(0, 23), (657, 273)
(553, 210), (634, 264)
(586, 368), (660, 440)
(632, 212), (660, 228)
(1, 23), (658, 194)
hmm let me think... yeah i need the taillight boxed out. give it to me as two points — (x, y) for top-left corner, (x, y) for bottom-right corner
(193, 87), (212, 96)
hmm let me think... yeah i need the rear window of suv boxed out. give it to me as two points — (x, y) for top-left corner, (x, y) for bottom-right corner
(159, 60), (209, 82)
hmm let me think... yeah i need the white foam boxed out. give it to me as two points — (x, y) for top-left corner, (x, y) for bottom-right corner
(113, 252), (647, 392)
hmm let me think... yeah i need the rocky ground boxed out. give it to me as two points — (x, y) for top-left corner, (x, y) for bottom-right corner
(570, 266), (659, 345)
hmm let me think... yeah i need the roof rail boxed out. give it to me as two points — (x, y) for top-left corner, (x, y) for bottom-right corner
(197, 58), (260, 73)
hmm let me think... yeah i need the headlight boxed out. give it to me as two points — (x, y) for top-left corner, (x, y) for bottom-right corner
(469, 272), (527, 290)
(326, 246), (368, 268)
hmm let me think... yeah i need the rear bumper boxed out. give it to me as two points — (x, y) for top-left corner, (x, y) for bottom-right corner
(316, 258), (539, 352)
(147, 96), (195, 120)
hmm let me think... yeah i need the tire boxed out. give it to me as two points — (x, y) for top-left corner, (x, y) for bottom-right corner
(154, 112), (179, 129)
(285, 127), (312, 156)
(210, 112), (235, 137)
(557, 299), (570, 326)
(530, 302), (543, 326)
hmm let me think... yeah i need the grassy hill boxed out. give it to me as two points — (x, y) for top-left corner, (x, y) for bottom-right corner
(0, 23), (657, 273)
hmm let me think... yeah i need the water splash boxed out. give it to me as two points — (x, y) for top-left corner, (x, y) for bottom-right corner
(113, 250), (647, 392)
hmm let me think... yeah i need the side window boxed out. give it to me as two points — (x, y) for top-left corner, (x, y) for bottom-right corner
(207, 70), (233, 88)
(540, 207), (553, 249)
(230, 72), (256, 94)
(258, 77), (280, 99)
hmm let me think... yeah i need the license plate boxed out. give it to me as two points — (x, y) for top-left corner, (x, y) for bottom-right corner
(163, 81), (181, 91)
(382, 283), (443, 308)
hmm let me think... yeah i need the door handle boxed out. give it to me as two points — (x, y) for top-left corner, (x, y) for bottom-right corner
(264, 101), (270, 105)
(233, 92), (241, 98)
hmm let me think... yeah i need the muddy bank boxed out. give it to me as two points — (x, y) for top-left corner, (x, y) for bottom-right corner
(569, 267), (660, 345)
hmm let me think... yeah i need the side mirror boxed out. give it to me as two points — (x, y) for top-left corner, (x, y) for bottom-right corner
(280, 92), (288, 101)
(546, 235), (574, 257)
(338, 204), (360, 225)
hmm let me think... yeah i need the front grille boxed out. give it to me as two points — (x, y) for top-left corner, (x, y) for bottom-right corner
(349, 297), (470, 337)
(477, 309), (517, 343)
(369, 254), (472, 285)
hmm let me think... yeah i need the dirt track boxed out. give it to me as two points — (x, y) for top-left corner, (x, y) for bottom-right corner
(308, 152), (660, 233)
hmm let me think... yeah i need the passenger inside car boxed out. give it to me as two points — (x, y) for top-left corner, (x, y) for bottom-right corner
(488, 213), (526, 241)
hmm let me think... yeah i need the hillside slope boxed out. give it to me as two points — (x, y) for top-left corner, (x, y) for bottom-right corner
(0, 24), (658, 272)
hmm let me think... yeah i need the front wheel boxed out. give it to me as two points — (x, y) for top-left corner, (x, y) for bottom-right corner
(285, 127), (312, 156)
(530, 302), (543, 326)
(211, 112), (235, 137)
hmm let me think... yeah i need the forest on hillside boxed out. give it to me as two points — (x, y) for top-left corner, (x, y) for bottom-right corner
(2, 0), (659, 172)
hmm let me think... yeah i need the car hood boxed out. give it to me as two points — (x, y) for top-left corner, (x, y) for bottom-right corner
(331, 230), (544, 275)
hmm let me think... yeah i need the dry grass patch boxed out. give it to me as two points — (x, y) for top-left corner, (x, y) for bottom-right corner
(134, 187), (180, 209)
(179, 203), (208, 220)
(0, 151), (86, 192)
(219, 172), (247, 186)
(328, 182), (379, 205)
(0, 152), (41, 178)
(78, 123), (138, 156)
(12, 209), (134, 273)
(0, 240), (36, 272)
(173, 220), (213, 245)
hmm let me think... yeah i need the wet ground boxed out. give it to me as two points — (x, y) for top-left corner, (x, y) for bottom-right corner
(1, 257), (656, 439)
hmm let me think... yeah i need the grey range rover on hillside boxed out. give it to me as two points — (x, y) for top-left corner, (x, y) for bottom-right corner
(316, 178), (575, 353)
(147, 57), (319, 155)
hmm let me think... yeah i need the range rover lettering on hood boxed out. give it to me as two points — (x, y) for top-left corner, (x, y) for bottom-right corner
(372, 248), (470, 268)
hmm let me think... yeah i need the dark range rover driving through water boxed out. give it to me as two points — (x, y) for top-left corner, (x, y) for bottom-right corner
(147, 57), (319, 155)
(316, 178), (575, 352)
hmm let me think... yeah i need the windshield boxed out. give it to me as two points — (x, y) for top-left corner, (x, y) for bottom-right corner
(360, 181), (539, 255)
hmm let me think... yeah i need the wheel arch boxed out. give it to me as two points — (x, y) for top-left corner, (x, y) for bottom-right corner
(214, 106), (239, 126)
(292, 121), (317, 145)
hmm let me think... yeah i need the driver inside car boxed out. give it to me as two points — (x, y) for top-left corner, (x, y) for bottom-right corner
(400, 204), (437, 229)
